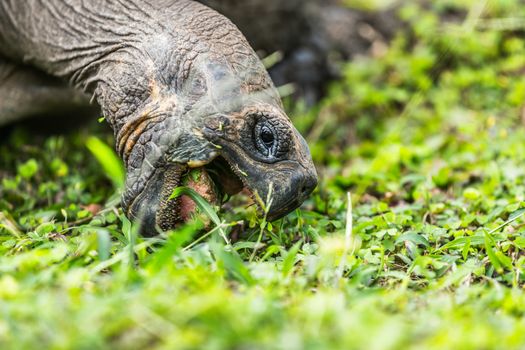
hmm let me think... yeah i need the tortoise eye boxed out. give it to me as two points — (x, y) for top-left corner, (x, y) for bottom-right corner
(254, 120), (278, 157)
(260, 126), (275, 147)
(251, 114), (292, 160)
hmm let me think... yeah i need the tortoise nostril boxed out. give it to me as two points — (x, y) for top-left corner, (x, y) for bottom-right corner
(300, 174), (317, 198)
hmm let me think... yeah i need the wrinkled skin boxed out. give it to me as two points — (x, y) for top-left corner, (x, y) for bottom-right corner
(0, 0), (317, 235)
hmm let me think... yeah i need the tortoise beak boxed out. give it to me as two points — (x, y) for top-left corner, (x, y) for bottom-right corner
(260, 162), (318, 221)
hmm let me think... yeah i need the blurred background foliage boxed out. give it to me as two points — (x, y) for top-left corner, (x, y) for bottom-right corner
(3, 0), (525, 349)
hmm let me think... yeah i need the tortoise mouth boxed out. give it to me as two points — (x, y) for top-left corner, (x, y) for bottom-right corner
(156, 156), (246, 227)
(166, 156), (248, 225)
(205, 156), (245, 199)
(134, 155), (252, 235)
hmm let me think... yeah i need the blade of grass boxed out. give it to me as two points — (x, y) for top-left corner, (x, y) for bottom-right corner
(336, 192), (353, 282)
(250, 183), (273, 262)
(282, 241), (302, 277)
(86, 136), (125, 190)
(211, 242), (255, 285)
(487, 209), (525, 235)
(170, 186), (229, 245)
(0, 212), (22, 238)
(96, 229), (112, 261)
(147, 222), (201, 270)
(484, 231), (502, 274)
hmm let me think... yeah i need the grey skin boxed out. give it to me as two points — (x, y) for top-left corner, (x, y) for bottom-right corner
(0, 0), (317, 235)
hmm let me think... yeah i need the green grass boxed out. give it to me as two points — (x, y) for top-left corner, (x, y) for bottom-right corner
(4, 1), (525, 349)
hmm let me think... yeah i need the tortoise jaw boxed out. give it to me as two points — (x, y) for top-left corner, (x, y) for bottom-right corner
(153, 163), (225, 233)
(205, 156), (269, 217)
(129, 156), (244, 236)
(205, 156), (245, 197)
(127, 163), (187, 236)
(133, 153), (311, 236)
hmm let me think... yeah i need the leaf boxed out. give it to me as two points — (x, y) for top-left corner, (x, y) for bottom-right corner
(514, 236), (525, 249)
(461, 238), (471, 260)
(233, 241), (260, 250)
(212, 244), (254, 285)
(0, 212), (22, 238)
(484, 232), (502, 274)
(282, 241), (302, 277)
(437, 264), (476, 290)
(260, 245), (281, 262)
(495, 251), (513, 270)
(146, 222), (201, 271)
(121, 214), (139, 268)
(17, 159), (38, 179)
(438, 236), (485, 251)
(96, 229), (112, 261)
(396, 232), (429, 247)
(509, 208), (525, 221)
(487, 208), (525, 235)
(86, 136), (125, 190)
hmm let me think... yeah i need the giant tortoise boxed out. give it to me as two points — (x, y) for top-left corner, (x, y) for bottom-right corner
(0, 0), (319, 235)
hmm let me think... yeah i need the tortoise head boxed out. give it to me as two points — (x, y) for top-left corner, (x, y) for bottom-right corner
(202, 103), (318, 221)
(118, 19), (317, 234)
(192, 52), (318, 219)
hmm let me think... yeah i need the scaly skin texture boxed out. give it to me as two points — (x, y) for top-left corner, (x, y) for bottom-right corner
(0, 0), (317, 235)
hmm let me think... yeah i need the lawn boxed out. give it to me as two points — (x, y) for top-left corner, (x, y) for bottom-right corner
(3, 1), (525, 349)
